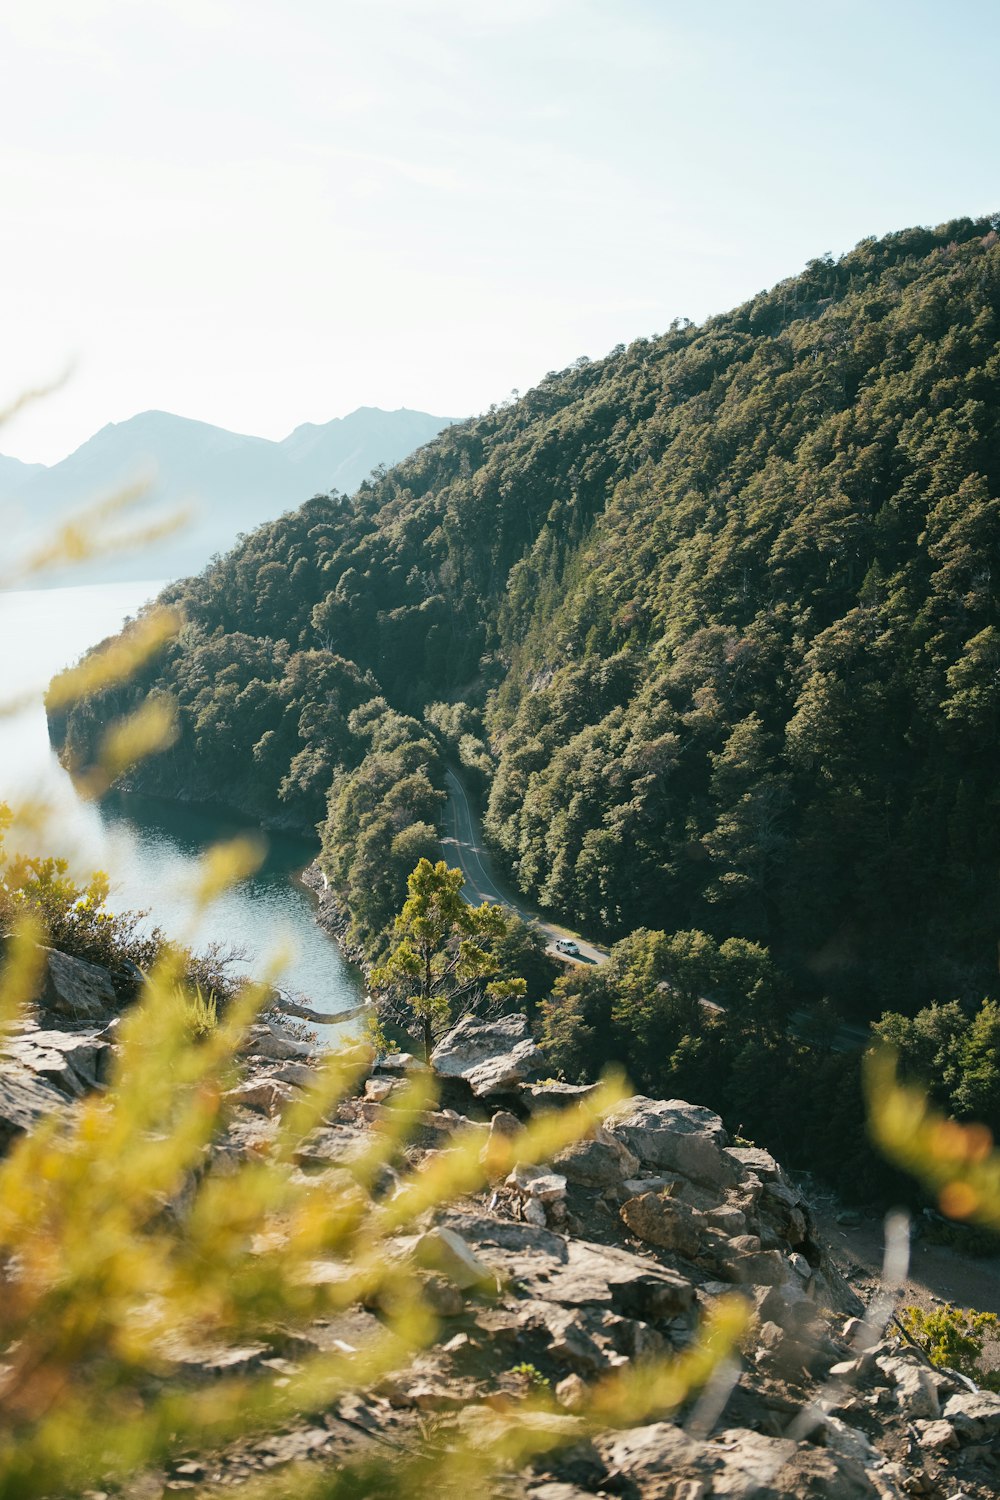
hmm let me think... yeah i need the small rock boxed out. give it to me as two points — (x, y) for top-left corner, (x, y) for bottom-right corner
(480, 1110), (522, 1177)
(718, 1248), (791, 1286)
(725, 1145), (786, 1182)
(752, 1277), (813, 1331)
(420, 1274), (465, 1317)
(442, 1212), (695, 1320)
(0, 1063), (67, 1153)
(527, 1173), (568, 1203)
(522, 1080), (603, 1109)
(4, 1028), (109, 1098)
(596, 1422), (703, 1478)
(294, 1124), (368, 1170)
(619, 1192), (702, 1258)
(488, 1109), (521, 1137)
(553, 1132), (640, 1188)
(755, 1320), (785, 1356)
(452, 1407), (586, 1444)
(414, 1227), (498, 1292)
(622, 1175), (675, 1196)
(554, 1373), (587, 1412)
(241, 1020), (313, 1062)
(701, 1204), (748, 1237)
(913, 1418), (958, 1451)
(377, 1052), (431, 1074)
(268, 1061), (317, 1088)
(843, 1316), (878, 1348)
(507, 1163), (567, 1203)
(408, 1384), (469, 1412)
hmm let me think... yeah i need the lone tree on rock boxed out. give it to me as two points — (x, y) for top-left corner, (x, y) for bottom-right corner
(372, 858), (527, 1057)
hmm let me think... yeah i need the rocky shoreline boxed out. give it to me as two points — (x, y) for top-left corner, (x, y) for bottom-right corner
(3, 946), (1000, 1497)
(297, 861), (371, 974)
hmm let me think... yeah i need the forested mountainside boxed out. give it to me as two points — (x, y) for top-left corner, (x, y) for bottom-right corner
(55, 214), (1000, 1020)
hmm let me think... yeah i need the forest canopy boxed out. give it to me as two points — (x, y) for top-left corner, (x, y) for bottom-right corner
(52, 214), (1000, 1033)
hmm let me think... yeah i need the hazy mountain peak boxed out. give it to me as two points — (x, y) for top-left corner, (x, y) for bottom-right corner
(4, 405), (457, 584)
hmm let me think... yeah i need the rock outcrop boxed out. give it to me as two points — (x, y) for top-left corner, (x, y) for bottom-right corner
(430, 1012), (546, 1096)
(3, 976), (999, 1498)
(35, 946), (118, 1026)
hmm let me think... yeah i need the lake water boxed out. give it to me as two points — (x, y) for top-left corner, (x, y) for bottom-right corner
(0, 581), (365, 1035)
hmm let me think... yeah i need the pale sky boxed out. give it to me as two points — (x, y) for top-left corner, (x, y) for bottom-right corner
(1, 0), (997, 464)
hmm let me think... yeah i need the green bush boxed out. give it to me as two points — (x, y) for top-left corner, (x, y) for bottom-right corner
(898, 1303), (1000, 1391)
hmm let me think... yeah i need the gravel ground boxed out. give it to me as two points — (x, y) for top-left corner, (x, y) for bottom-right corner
(809, 1197), (1000, 1375)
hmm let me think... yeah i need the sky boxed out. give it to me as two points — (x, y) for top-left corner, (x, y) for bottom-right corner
(0, 0), (998, 465)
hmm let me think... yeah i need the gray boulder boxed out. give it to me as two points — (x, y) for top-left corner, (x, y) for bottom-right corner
(440, 1210), (694, 1321)
(294, 1124), (369, 1170)
(3, 1026), (109, 1097)
(876, 1354), (942, 1420)
(717, 1246), (794, 1287)
(240, 1019), (314, 1062)
(0, 1063), (66, 1152)
(942, 1389), (1000, 1440)
(604, 1096), (736, 1187)
(431, 1013), (545, 1097)
(596, 1421), (702, 1478)
(553, 1131), (640, 1188)
(507, 1162), (568, 1203)
(223, 1077), (297, 1116)
(598, 1423), (880, 1499)
(376, 1052), (431, 1074)
(36, 947), (117, 1026)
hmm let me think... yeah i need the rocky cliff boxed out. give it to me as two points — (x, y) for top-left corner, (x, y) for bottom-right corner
(3, 958), (999, 1498)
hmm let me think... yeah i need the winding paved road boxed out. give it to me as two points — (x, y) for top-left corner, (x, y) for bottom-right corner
(440, 767), (870, 1052)
(441, 767), (608, 967)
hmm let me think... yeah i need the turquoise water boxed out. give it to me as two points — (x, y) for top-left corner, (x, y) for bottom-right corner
(0, 582), (364, 1032)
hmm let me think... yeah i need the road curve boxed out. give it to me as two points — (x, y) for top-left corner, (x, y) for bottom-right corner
(440, 770), (869, 1051)
(441, 766), (608, 967)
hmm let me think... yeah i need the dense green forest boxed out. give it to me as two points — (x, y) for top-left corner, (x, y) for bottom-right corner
(51, 214), (1000, 1200)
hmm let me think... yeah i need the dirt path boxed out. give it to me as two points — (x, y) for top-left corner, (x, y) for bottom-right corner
(809, 1196), (1000, 1374)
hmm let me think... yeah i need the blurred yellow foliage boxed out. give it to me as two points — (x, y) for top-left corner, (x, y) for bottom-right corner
(866, 1049), (1000, 1231)
(45, 606), (183, 713)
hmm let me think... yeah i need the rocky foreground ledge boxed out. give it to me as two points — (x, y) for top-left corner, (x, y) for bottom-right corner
(3, 953), (1000, 1498)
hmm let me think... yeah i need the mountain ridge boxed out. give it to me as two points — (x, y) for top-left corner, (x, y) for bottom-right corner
(4, 404), (456, 583)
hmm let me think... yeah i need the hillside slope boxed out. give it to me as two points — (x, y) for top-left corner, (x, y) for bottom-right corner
(53, 214), (1000, 1020)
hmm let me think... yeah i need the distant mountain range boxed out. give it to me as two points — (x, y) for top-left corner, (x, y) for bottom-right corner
(1, 406), (455, 584)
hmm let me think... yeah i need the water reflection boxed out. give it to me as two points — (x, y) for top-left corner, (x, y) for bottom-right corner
(0, 582), (364, 1035)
